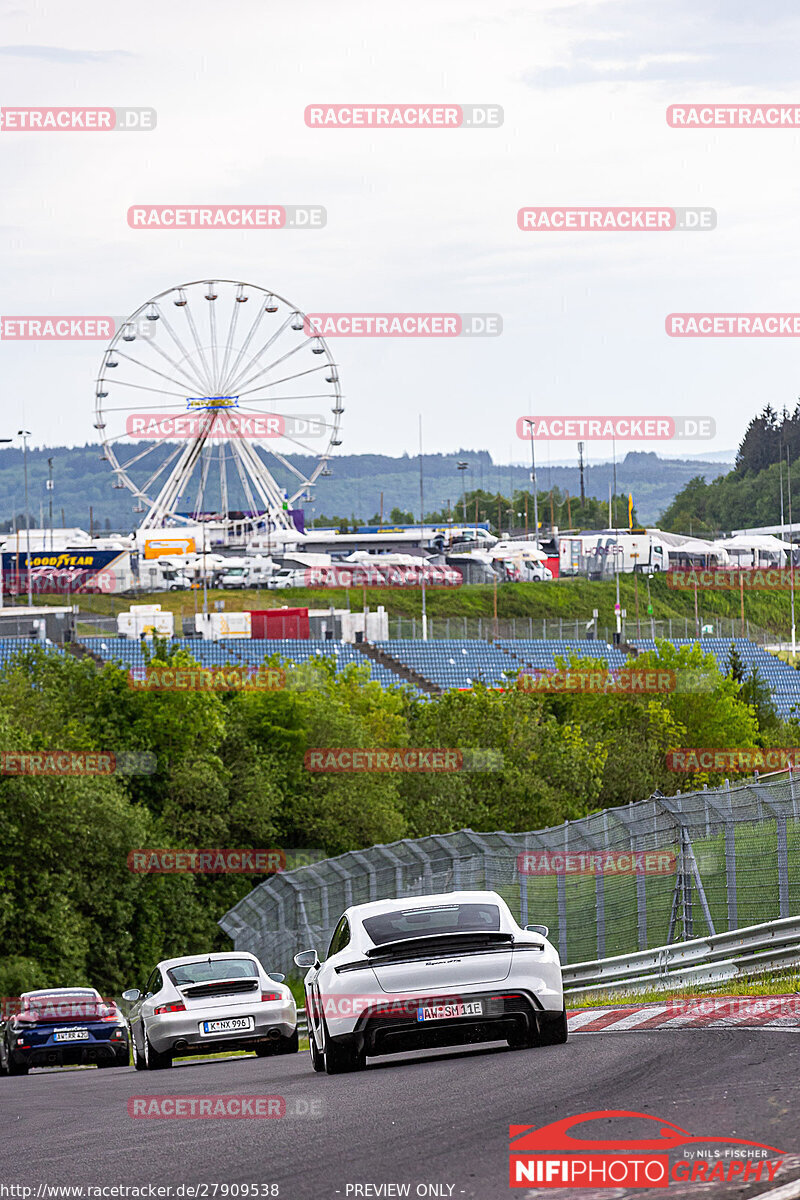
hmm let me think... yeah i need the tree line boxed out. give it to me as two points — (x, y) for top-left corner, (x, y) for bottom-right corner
(0, 640), (790, 995)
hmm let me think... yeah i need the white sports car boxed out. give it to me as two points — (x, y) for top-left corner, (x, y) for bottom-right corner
(294, 890), (566, 1074)
(123, 951), (297, 1070)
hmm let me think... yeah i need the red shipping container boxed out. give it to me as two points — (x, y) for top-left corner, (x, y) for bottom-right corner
(249, 608), (310, 639)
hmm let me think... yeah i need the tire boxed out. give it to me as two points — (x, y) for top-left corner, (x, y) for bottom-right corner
(8, 1060), (29, 1076)
(254, 1043), (275, 1057)
(507, 1018), (539, 1050)
(131, 1029), (147, 1072)
(309, 1033), (325, 1073)
(324, 1034), (365, 1075)
(99, 1053), (128, 1069)
(143, 1029), (172, 1071)
(538, 1008), (568, 1046)
(277, 1029), (299, 1055)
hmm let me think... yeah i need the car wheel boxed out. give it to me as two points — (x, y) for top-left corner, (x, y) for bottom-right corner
(8, 1060), (29, 1076)
(143, 1029), (172, 1071)
(277, 1029), (299, 1055)
(324, 1034), (365, 1075)
(131, 1028), (147, 1072)
(507, 1020), (539, 1050)
(309, 1032), (325, 1073)
(538, 1008), (568, 1046)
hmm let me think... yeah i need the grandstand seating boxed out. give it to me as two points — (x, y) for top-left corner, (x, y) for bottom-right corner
(630, 637), (800, 719)
(1, 635), (800, 715)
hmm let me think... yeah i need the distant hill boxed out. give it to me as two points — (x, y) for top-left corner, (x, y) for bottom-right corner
(0, 445), (733, 533)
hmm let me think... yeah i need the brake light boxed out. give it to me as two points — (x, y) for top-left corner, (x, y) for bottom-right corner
(154, 1001), (186, 1015)
(260, 992), (280, 1003)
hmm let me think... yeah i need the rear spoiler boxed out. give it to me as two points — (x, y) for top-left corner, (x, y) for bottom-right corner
(365, 931), (513, 958)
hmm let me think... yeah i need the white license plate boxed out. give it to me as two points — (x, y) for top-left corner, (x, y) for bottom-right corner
(200, 1016), (254, 1036)
(417, 1001), (483, 1022)
(53, 1029), (90, 1042)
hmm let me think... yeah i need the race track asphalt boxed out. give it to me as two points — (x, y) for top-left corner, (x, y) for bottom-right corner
(1, 1030), (799, 1200)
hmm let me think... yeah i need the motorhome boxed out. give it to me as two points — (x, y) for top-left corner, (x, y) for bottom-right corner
(559, 531), (672, 578)
(217, 556), (275, 589)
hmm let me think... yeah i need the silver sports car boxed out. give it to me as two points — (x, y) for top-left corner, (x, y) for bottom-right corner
(294, 889), (566, 1074)
(123, 951), (297, 1070)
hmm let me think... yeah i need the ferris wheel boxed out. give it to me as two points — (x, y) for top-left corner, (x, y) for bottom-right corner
(94, 279), (343, 535)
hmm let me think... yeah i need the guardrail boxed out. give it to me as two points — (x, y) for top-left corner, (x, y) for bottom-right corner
(561, 913), (800, 999)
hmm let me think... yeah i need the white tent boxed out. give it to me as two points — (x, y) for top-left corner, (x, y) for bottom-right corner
(716, 533), (794, 552)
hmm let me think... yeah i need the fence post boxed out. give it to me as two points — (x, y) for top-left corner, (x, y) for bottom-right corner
(558, 821), (568, 962)
(595, 871), (605, 960)
(724, 820), (738, 930)
(635, 837), (647, 950)
(777, 815), (790, 919)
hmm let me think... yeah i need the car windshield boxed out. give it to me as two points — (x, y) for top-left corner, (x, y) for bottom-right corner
(362, 902), (501, 946)
(167, 959), (258, 986)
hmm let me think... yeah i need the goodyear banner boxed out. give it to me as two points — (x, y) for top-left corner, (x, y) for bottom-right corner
(1, 549), (128, 594)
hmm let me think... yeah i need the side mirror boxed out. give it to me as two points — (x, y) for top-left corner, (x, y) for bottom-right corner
(293, 949), (319, 969)
(267, 972), (285, 983)
(525, 924), (549, 938)
(121, 988), (141, 1003)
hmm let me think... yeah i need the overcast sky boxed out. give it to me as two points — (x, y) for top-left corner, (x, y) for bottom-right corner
(2, 0), (800, 473)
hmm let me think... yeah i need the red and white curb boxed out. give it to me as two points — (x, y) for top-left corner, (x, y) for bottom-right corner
(566, 995), (800, 1033)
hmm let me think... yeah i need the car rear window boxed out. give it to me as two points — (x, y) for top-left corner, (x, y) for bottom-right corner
(167, 959), (259, 986)
(362, 903), (501, 946)
(24, 994), (106, 1021)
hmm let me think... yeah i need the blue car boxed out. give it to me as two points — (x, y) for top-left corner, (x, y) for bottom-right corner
(0, 988), (129, 1075)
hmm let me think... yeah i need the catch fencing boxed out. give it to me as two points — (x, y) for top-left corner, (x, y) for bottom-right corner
(388, 614), (763, 643)
(219, 775), (800, 978)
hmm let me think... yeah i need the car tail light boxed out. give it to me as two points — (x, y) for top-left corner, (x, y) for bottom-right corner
(153, 1001), (186, 1015)
(110, 1027), (126, 1040)
(260, 992), (281, 1003)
